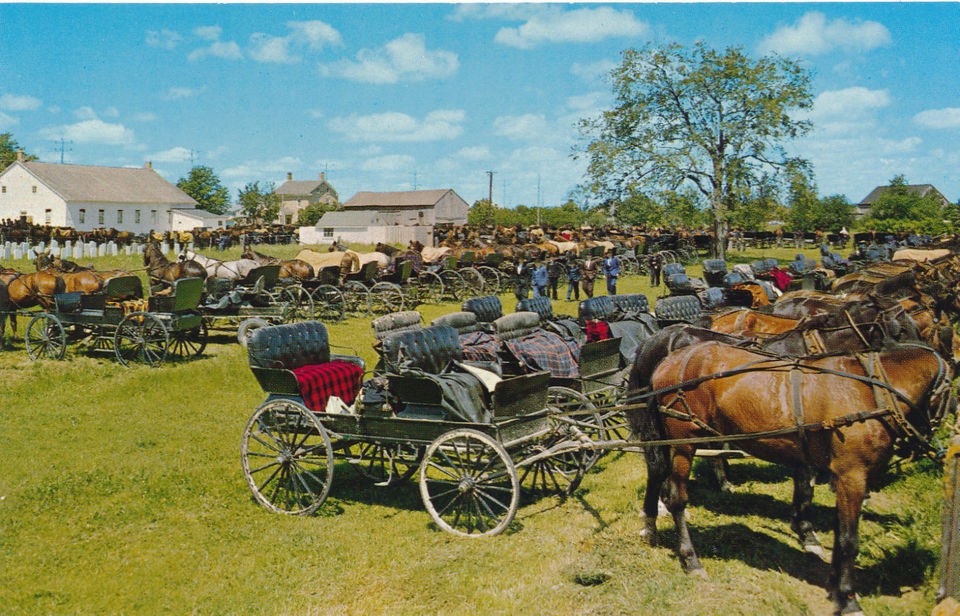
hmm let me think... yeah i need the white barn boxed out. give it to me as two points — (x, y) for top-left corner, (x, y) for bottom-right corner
(0, 157), (202, 233)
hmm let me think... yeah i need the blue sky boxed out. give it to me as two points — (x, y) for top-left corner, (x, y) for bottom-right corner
(1, 3), (958, 210)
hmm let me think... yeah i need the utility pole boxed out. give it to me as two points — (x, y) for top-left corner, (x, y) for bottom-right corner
(412, 170), (418, 191)
(53, 137), (72, 164)
(486, 170), (495, 206)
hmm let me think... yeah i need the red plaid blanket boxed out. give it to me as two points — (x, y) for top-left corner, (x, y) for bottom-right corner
(586, 320), (612, 342)
(292, 360), (364, 412)
(459, 330), (500, 363)
(503, 330), (580, 378)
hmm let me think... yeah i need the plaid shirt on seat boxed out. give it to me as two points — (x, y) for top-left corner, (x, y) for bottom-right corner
(292, 360), (364, 412)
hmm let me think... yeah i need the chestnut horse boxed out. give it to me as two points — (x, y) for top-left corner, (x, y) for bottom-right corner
(633, 341), (952, 615)
(709, 308), (800, 336)
(0, 268), (65, 344)
(240, 248), (314, 281)
(143, 242), (206, 289)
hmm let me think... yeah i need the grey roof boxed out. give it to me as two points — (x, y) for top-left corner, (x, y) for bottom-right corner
(859, 184), (947, 206)
(275, 179), (337, 197)
(343, 189), (455, 208)
(16, 161), (197, 206)
(175, 208), (232, 221)
(316, 210), (386, 227)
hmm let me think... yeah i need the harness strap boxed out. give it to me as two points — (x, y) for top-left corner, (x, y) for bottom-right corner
(801, 329), (825, 355)
(790, 368), (809, 462)
(734, 309), (749, 333)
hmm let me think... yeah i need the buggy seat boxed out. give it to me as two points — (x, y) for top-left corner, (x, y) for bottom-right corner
(431, 311), (500, 367)
(371, 310), (423, 341)
(493, 312), (579, 379)
(247, 321), (364, 413)
(462, 295), (503, 324)
(655, 295), (703, 326)
(517, 295), (583, 343)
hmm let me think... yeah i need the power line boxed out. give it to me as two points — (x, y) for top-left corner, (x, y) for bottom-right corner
(52, 137), (72, 164)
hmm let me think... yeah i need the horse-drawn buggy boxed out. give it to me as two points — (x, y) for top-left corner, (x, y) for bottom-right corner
(241, 319), (603, 536)
(24, 274), (207, 366)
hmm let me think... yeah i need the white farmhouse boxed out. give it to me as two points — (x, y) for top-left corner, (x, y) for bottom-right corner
(0, 156), (215, 233)
(299, 188), (467, 246)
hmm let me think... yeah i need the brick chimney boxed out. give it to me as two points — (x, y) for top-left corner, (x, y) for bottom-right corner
(287, 172), (293, 180)
(16, 150), (24, 162)
(320, 172), (326, 182)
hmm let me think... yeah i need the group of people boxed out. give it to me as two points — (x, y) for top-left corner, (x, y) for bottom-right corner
(513, 250), (625, 301)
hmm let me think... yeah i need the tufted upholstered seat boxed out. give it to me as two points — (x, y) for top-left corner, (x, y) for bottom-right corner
(698, 286), (726, 310)
(381, 325), (462, 374)
(247, 321), (364, 412)
(432, 312), (500, 366)
(462, 295), (503, 323)
(578, 296), (615, 322)
(432, 311), (481, 335)
(751, 258), (779, 276)
(609, 293), (649, 315)
(662, 262), (686, 278)
(493, 312), (541, 341)
(655, 295), (703, 324)
(493, 312), (580, 378)
(371, 310), (423, 341)
(516, 296), (554, 321)
(666, 273), (708, 295)
(701, 259), (727, 287)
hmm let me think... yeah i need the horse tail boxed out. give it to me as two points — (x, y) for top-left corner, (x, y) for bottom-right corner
(626, 329), (673, 473)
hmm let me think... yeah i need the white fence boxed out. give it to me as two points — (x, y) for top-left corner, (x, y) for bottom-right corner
(1, 239), (191, 262)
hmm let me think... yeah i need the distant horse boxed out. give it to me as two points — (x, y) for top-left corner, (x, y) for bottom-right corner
(181, 249), (259, 280)
(633, 341), (952, 616)
(32, 249), (127, 282)
(144, 242), (206, 289)
(240, 248), (314, 281)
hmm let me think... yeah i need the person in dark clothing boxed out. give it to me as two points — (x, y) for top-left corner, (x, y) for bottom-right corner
(513, 259), (531, 300)
(648, 251), (662, 286)
(547, 258), (563, 300)
(602, 250), (620, 295)
(580, 258), (598, 298)
(565, 257), (581, 301)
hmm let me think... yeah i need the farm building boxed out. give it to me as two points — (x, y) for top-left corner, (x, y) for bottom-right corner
(298, 188), (467, 246)
(273, 171), (339, 225)
(856, 183), (950, 218)
(0, 155), (206, 233)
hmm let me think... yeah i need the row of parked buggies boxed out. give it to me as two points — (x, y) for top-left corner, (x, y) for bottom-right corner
(240, 283), (717, 537)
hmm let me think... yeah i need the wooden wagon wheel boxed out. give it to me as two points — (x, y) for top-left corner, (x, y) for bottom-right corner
(439, 270), (465, 302)
(114, 312), (169, 367)
(310, 284), (345, 321)
(458, 268), (485, 296)
(167, 318), (208, 359)
(25, 313), (66, 360)
(347, 441), (423, 487)
(476, 265), (502, 294)
(237, 317), (269, 347)
(419, 429), (519, 538)
(241, 399), (334, 516)
(278, 285), (315, 323)
(367, 282), (405, 314)
(343, 281), (371, 316)
(415, 271), (445, 305)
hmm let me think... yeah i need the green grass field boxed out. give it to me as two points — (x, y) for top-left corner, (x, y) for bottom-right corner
(0, 243), (947, 614)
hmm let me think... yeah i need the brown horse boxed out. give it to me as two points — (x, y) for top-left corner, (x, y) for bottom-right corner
(241, 248), (314, 281)
(0, 268), (65, 343)
(143, 241), (206, 289)
(709, 307), (799, 336)
(32, 249), (128, 283)
(634, 341), (952, 615)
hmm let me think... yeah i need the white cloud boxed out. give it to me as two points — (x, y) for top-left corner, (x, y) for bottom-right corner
(328, 109), (465, 142)
(132, 112), (158, 122)
(73, 106), (99, 121)
(914, 108), (960, 129)
(146, 29), (182, 50)
(40, 119), (136, 146)
(321, 33), (458, 84)
(164, 86), (201, 100)
(805, 87), (891, 135)
(194, 25), (222, 41)
(0, 94), (41, 111)
(361, 154), (416, 173)
(493, 114), (549, 141)
(566, 92), (605, 112)
(494, 7), (649, 49)
(570, 59), (616, 83)
(455, 146), (491, 161)
(149, 147), (193, 163)
(758, 12), (892, 56)
(221, 156), (304, 181)
(0, 111), (18, 128)
(189, 40), (242, 62)
(248, 20), (342, 64)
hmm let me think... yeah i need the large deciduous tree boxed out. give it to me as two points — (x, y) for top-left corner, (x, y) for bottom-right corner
(238, 181), (281, 225)
(177, 165), (230, 214)
(578, 42), (813, 258)
(864, 175), (947, 233)
(0, 132), (37, 172)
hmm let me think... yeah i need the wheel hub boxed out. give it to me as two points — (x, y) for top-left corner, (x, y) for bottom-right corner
(458, 476), (476, 493)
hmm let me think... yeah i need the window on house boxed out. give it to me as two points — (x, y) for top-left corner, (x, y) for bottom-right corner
(151, 210), (157, 224)
(1, 186), (6, 193)
(44, 209), (51, 225)
(168, 211), (173, 226)
(32, 185), (37, 193)
(98, 209), (105, 225)
(135, 210), (141, 224)
(79, 209), (86, 224)
(117, 210), (123, 224)
(323, 228), (334, 238)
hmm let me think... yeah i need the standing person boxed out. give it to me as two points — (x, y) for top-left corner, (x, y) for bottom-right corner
(513, 258), (530, 300)
(580, 257), (598, 298)
(532, 260), (548, 298)
(565, 256), (581, 301)
(602, 250), (620, 295)
(547, 258), (562, 300)
(648, 251), (662, 287)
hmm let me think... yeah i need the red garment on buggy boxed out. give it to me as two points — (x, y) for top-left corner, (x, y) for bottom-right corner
(769, 266), (793, 292)
(291, 360), (364, 412)
(502, 330), (580, 378)
(585, 319), (612, 342)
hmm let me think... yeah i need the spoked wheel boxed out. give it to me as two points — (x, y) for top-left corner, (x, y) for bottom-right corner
(114, 312), (169, 367)
(518, 422), (588, 497)
(416, 271), (445, 305)
(241, 399), (334, 516)
(237, 317), (270, 347)
(439, 270), (465, 302)
(347, 441), (423, 487)
(277, 285), (315, 323)
(311, 284), (345, 321)
(476, 266), (502, 294)
(368, 282), (405, 314)
(546, 387), (604, 471)
(458, 268), (485, 297)
(343, 281), (370, 315)
(167, 319), (208, 359)
(25, 313), (67, 360)
(419, 429), (519, 538)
